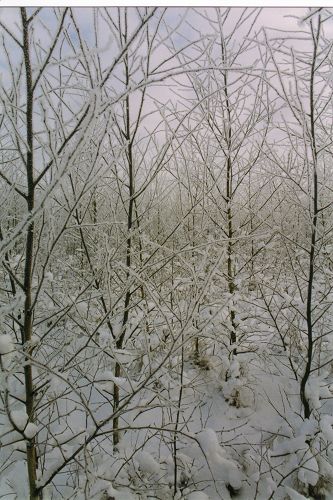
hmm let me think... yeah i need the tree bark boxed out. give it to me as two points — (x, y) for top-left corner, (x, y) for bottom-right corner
(21, 7), (39, 499)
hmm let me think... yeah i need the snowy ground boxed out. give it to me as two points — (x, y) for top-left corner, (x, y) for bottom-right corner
(1, 293), (333, 499)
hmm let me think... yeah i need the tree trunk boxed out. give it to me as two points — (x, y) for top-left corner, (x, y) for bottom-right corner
(21, 7), (39, 499)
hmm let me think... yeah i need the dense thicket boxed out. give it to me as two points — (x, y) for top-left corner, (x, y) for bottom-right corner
(1, 7), (333, 500)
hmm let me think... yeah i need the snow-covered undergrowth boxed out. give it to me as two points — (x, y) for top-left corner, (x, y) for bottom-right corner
(1, 284), (333, 499)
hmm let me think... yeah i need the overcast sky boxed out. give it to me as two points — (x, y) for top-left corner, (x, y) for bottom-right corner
(0, 7), (329, 142)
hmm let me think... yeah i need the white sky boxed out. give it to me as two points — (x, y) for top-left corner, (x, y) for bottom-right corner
(0, 5), (330, 144)
(0, 1), (328, 7)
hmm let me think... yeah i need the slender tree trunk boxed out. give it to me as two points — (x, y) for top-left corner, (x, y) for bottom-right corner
(248, 171), (255, 286)
(222, 58), (237, 352)
(21, 7), (39, 499)
(113, 12), (133, 447)
(173, 338), (184, 497)
(300, 18), (320, 420)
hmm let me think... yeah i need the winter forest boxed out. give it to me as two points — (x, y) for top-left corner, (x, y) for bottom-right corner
(1, 6), (333, 500)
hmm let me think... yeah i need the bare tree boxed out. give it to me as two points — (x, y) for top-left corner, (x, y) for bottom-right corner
(170, 8), (271, 364)
(264, 8), (333, 420)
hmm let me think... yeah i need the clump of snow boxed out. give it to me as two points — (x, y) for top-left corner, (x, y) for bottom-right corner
(0, 334), (13, 355)
(11, 410), (28, 431)
(30, 335), (40, 346)
(223, 379), (255, 408)
(320, 414), (333, 442)
(229, 358), (240, 378)
(272, 435), (307, 456)
(196, 428), (242, 490)
(260, 477), (277, 497)
(297, 417), (318, 441)
(317, 455), (333, 494)
(99, 371), (128, 388)
(298, 448), (319, 486)
(106, 484), (136, 500)
(305, 374), (331, 411)
(48, 374), (66, 397)
(24, 422), (38, 439)
(136, 451), (160, 475)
